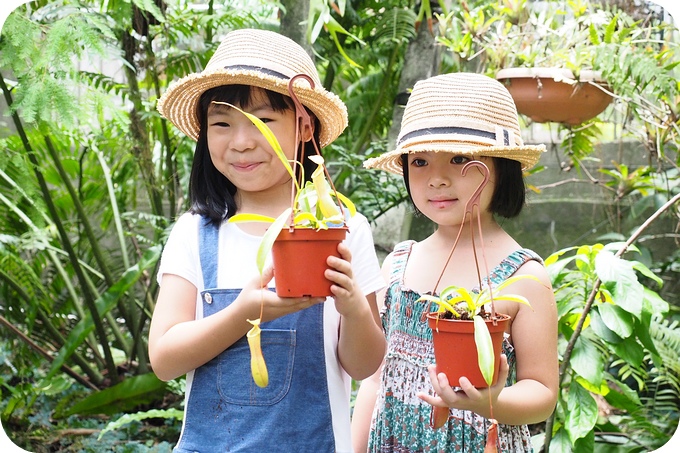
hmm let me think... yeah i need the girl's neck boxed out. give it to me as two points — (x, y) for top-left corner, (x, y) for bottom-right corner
(235, 181), (293, 218)
(430, 214), (503, 247)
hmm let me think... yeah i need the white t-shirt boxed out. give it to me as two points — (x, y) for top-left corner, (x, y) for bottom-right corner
(157, 211), (384, 452)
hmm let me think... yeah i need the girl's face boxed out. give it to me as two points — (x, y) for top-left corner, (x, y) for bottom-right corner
(206, 87), (309, 197)
(406, 152), (496, 226)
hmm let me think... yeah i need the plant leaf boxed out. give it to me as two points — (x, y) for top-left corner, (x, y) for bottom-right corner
(228, 213), (276, 223)
(566, 381), (598, 444)
(474, 316), (495, 386)
(58, 373), (167, 418)
(256, 208), (291, 274)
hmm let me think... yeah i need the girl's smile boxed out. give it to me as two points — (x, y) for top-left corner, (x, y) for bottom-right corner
(231, 161), (263, 172)
(428, 196), (458, 209)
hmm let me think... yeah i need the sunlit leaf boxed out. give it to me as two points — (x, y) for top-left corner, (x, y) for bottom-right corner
(474, 316), (495, 386)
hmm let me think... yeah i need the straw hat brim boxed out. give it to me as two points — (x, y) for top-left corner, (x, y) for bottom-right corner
(364, 141), (546, 175)
(157, 68), (348, 147)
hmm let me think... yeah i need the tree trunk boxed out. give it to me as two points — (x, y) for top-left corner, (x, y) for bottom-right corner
(387, 21), (440, 243)
(279, 0), (313, 57)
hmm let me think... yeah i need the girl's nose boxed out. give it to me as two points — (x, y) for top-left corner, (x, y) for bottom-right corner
(428, 171), (451, 188)
(230, 124), (258, 152)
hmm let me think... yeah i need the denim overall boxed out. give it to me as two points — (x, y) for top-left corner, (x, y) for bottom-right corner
(174, 218), (335, 452)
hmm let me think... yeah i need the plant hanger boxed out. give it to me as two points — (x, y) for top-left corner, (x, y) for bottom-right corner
(431, 160), (499, 322)
(286, 74), (347, 231)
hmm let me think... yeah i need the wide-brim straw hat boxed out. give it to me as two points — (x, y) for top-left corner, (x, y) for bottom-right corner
(157, 28), (348, 147)
(364, 72), (546, 174)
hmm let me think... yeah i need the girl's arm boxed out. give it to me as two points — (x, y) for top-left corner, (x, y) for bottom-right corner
(327, 242), (386, 380)
(351, 365), (382, 453)
(148, 267), (324, 381)
(419, 261), (559, 424)
(350, 253), (392, 452)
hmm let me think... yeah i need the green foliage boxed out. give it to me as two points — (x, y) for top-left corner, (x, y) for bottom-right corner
(545, 242), (679, 450)
(99, 408), (184, 440)
(57, 373), (168, 418)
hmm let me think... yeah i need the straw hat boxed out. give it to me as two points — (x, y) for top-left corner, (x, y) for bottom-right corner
(364, 72), (546, 174)
(157, 28), (348, 147)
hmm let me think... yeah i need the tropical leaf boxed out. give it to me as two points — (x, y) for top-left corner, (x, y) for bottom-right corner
(56, 373), (167, 418)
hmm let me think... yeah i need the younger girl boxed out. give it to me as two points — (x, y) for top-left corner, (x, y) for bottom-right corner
(353, 72), (559, 452)
(149, 29), (385, 452)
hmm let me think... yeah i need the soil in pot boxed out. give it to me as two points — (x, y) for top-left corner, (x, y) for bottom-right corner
(427, 312), (511, 389)
(271, 227), (347, 298)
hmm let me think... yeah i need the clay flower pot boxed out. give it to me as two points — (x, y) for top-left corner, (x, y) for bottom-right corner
(271, 227), (348, 297)
(496, 67), (613, 125)
(427, 312), (511, 389)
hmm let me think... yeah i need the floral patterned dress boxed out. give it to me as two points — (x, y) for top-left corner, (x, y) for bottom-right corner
(368, 240), (542, 453)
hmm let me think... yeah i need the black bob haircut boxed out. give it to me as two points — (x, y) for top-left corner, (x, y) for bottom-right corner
(400, 154), (526, 219)
(188, 85), (321, 225)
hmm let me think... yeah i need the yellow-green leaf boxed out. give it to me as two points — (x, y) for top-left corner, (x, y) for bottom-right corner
(228, 213), (276, 224)
(335, 191), (356, 217)
(474, 316), (495, 386)
(256, 208), (291, 274)
(492, 294), (532, 308)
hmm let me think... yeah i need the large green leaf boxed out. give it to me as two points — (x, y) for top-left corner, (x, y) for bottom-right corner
(596, 303), (633, 339)
(566, 382), (598, 444)
(612, 336), (645, 368)
(57, 373), (167, 418)
(595, 250), (643, 318)
(589, 308), (623, 344)
(633, 310), (659, 357)
(571, 335), (603, 385)
(549, 426), (573, 452)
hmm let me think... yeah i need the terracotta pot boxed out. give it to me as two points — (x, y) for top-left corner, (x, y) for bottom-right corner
(427, 312), (511, 389)
(271, 227), (348, 298)
(496, 67), (613, 125)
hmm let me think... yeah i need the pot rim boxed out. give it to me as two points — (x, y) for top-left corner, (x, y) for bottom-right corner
(496, 67), (605, 83)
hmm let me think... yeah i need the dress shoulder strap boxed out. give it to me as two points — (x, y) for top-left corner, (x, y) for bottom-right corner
(387, 240), (415, 286)
(483, 248), (544, 288)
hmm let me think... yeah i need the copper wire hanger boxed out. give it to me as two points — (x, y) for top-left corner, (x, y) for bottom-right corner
(431, 160), (499, 322)
(286, 74), (345, 231)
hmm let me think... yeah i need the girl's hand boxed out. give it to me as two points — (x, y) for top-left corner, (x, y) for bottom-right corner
(237, 265), (325, 322)
(417, 354), (510, 417)
(324, 242), (366, 318)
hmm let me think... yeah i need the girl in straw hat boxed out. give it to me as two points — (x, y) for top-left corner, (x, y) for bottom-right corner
(148, 28), (385, 452)
(352, 72), (558, 452)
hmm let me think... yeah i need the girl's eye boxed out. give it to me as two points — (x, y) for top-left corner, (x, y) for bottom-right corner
(211, 121), (229, 128)
(259, 118), (273, 124)
(451, 155), (470, 165)
(411, 158), (427, 167)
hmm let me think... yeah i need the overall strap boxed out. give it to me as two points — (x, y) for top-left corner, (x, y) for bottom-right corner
(198, 216), (220, 289)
